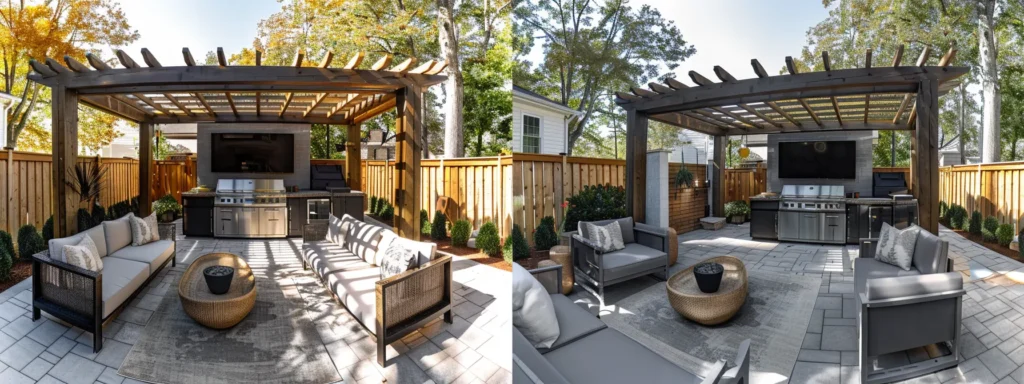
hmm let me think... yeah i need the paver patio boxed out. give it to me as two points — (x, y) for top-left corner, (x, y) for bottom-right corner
(0, 223), (511, 384)
(566, 223), (1024, 384)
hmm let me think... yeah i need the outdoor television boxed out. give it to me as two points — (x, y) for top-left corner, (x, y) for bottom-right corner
(777, 140), (856, 179)
(211, 133), (295, 173)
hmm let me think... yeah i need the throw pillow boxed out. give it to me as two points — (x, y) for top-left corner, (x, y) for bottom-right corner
(144, 213), (159, 241)
(582, 221), (625, 252)
(379, 242), (416, 279)
(874, 223), (920, 271)
(63, 236), (102, 272)
(129, 214), (155, 246)
(511, 262), (560, 348)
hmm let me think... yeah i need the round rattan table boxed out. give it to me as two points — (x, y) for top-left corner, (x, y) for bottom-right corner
(178, 253), (256, 329)
(548, 245), (574, 294)
(667, 256), (747, 325)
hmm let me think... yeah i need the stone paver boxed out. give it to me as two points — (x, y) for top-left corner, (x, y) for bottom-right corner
(0, 221), (511, 383)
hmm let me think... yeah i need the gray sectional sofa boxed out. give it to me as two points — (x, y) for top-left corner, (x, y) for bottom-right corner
(856, 229), (965, 384)
(302, 213), (453, 365)
(571, 217), (671, 306)
(32, 215), (176, 352)
(515, 264), (750, 384)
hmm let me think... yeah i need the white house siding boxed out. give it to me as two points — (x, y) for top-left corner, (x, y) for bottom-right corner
(512, 99), (568, 155)
(668, 129), (709, 165)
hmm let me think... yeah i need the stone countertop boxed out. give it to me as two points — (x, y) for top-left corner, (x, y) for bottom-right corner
(181, 190), (359, 198)
(749, 195), (917, 205)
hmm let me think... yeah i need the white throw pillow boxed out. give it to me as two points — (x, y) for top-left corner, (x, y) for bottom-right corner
(511, 262), (560, 348)
(144, 213), (160, 241)
(63, 236), (102, 272)
(583, 221), (625, 252)
(875, 223), (920, 271)
(129, 213), (157, 246)
(379, 242), (416, 279)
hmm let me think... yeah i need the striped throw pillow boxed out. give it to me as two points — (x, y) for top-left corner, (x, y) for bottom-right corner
(583, 221), (625, 253)
(63, 235), (103, 272)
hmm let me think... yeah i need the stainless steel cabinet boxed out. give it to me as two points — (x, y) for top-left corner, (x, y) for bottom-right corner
(798, 213), (820, 241)
(822, 214), (846, 242)
(260, 207), (285, 237)
(215, 208), (237, 236)
(235, 208), (257, 236)
(778, 211), (800, 240)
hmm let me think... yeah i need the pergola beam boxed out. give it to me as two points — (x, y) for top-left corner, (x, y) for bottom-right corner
(785, 56), (823, 126)
(279, 50), (306, 117)
(822, 52), (843, 126)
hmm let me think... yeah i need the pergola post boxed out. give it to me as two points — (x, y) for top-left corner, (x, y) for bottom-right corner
(712, 135), (726, 217)
(393, 87), (422, 238)
(347, 123), (362, 191)
(624, 109), (648, 222)
(139, 122), (154, 216)
(51, 85), (79, 237)
(913, 76), (939, 234)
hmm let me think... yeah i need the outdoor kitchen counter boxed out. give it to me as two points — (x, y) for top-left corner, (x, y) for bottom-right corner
(748, 196), (917, 205)
(180, 190), (359, 198)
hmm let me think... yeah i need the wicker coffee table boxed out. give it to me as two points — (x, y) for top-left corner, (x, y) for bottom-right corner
(179, 253), (256, 329)
(667, 256), (747, 325)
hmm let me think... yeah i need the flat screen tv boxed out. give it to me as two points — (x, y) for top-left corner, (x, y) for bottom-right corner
(778, 141), (856, 179)
(211, 133), (294, 173)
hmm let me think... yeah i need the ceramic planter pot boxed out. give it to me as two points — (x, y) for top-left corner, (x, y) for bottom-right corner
(693, 262), (724, 293)
(203, 265), (235, 295)
(159, 212), (175, 223)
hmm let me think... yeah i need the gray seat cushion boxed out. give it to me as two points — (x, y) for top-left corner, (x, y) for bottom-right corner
(48, 224), (108, 261)
(513, 327), (570, 384)
(106, 240), (174, 275)
(866, 272), (963, 301)
(579, 217), (635, 244)
(101, 257), (149, 318)
(912, 230), (949, 274)
(601, 243), (667, 281)
(102, 214), (133, 255)
(303, 241), (371, 277)
(543, 328), (700, 384)
(324, 267), (381, 330)
(537, 294), (606, 354)
(855, 257), (921, 298)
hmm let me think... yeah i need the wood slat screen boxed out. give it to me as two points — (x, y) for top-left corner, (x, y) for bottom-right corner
(940, 162), (1024, 231)
(668, 163), (710, 233)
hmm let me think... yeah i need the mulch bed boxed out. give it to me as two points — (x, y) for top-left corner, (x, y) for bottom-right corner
(0, 261), (32, 294)
(950, 228), (1023, 262)
(433, 238), (511, 272)
(515, 249), (551, 270)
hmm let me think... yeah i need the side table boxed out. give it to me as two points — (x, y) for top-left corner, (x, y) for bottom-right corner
(548, 245), (574, 294)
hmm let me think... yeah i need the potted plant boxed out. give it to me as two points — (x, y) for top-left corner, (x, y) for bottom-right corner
(724, 200), (750, 224)
(203, 265), (234, 294)
(153, 194), (183, 223)
(674, 167), (694, 189)
(693, 262), (724, 293)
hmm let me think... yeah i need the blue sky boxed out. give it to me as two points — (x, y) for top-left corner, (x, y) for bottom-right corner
(117, 0), (283, 65)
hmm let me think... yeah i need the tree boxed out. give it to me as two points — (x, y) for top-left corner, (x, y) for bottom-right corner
(462, 12), (512, 156)
(1001, 65), (1024, 160)
(0, 0), (138, 149)
(977, 0), (1001, 163)
(515, 0), (695, 155)
(874, 131), (912, 167)
(437, 0), (464, 158)
(310, 124), (347, 159)
(78, 108), (124, 155)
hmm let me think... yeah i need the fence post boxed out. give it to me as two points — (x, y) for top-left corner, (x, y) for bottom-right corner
(5, 149), (11, 233)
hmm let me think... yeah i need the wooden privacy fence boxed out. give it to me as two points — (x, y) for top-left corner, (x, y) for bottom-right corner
(152, 159), (197, 203)
(361, 156), (512, 237)
(940, 162), (1024, 231)
(724, 165), (767, 204)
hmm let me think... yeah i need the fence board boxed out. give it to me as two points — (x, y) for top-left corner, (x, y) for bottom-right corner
(940, 162), (1024, 231)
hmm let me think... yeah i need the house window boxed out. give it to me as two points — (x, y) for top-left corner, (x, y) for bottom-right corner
(522, 114), (541, 153)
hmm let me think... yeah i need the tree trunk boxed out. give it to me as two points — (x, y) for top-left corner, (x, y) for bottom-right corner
(978, 0), (1000, 163)
(437, 0), (464, 158)
(958, 83), (966, 164)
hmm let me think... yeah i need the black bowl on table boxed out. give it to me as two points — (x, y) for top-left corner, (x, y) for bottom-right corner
(203, 265), (235, 295)
(693, 262), (724, 293)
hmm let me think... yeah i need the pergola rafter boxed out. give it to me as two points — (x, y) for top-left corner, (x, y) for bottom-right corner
(28, 47), (446, 240)
(614, 46), (969, 236)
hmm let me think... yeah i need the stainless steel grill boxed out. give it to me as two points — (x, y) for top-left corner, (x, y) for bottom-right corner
(214, 179), (287, 238)
(778, 185), (847, 244)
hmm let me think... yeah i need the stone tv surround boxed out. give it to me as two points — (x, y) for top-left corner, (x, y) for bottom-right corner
(766, 131), (874, 196)
(197, 123), (312, 189)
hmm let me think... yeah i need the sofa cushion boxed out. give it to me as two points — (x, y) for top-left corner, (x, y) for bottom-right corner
(107, 240), (174, 275)
(913, 229), (949, 274)
(323, 267), (380, 329)
(326, 214), (350, 246)
(102, 214), (134, 255)
(601, 243), (667, 281)
(855, 257), (921, 298)
(536, 294), (606, 354)
(101, 257), (150, 318)
(579, 217), (635, 244)
(513, 263), (560, 348)
(543, 328), (698, 384)
(304, 241), (371, 277)
(345, 219), (386, 265)
(513, 327), (571, 384)
(49, 224), (108, 262)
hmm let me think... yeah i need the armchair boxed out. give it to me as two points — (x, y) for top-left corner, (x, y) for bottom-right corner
(571, 218), (671, 308)
(855, 229), (965, 384)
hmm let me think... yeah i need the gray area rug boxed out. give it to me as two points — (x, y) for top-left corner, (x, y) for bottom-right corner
(119, 272), (341, 384)
(602, 270), (821, 382)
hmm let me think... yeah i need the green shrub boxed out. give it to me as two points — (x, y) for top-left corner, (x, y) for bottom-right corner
(563, 184), (627, 232)
(369, 196), (379, 215)
(725, 201), (750, 218)
(996, 224), (1015, 247)
(76, 208), (93, 231)
(379, 202), (394, 221)
(983, 228), (997, 243)
(949, 205), (968, 230)
(984, 217), (1000, 235)
(0, 231), (14, 261)
(431, 211), (448, 240)
(17, 224), (44, 261)
(502, 236), (514, 264)
(969, 211), (982, 235)
(476, 222), (501, 257)
(91, 204), (106, 227)
(42, 216), (54, 243)
(0, 245), (11, 282)
(153, 194), (181, 222)
(939, 201), (949, 223)
(451, 220), (472, 246)
(509, 224), (530, 262)
(420, 210), (431, 236)
(1019, 229), (1024, 259)
(533, 216), (558, 251)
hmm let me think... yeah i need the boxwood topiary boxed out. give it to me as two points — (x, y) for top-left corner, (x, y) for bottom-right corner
(379, 202), (394, 221)
(563, 184), (626, 232)
(0, 231), (14, 261)
(431, 211), (448, 240)
(0, 245), (11, 282)
(533, 216), (558, 252)
(1019, 229), (1024, 259)
(420, 210), (431, 236)
(939, 201), (949, 223)
(969, 211), (982, 235)
(983, 228), (997, 243)
(451, 220), (472, 247)
(510, 224), (530, 262)
(42, 216), (54, 243)
(502, 236), (514, 264)
(949, 205), (967, 230)
(76, 208), (93, 232)
(17, 224), (44, 261)
(984, 216), (1000, 235)
(369, 196), (378, 214)
(476, 222), (501, 257)
(996, 224), (1015, 247)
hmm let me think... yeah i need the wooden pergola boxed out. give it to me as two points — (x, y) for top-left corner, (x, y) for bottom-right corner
(615, 46), (968, 234)
(28, 47), (446, 239)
